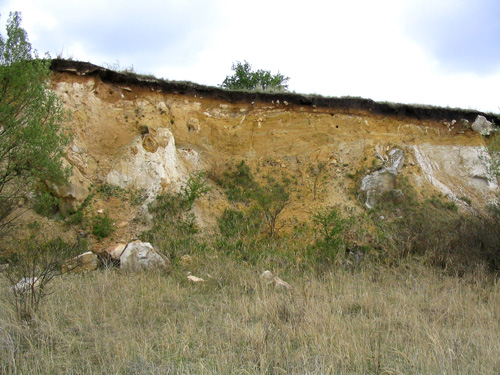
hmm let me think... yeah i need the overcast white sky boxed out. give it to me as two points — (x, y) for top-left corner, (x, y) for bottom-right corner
(1, 0), (499, 112)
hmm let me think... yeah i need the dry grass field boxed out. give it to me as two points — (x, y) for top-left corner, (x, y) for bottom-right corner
(1, 251), (499, 375)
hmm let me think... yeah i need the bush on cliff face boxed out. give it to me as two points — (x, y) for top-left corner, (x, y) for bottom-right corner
(221, 60), (289, 92)
(218, 161), (290, 237)
(0, 12), (69, 234)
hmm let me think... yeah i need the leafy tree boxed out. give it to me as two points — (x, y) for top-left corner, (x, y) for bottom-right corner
(0, 12), (69, 233)
(221, 60), (290, 91)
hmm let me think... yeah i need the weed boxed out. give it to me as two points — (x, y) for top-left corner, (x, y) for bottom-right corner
(67, 209), (84, 225)
(128, 188), (148, 206)
(254, 179), (290, 237)
(97, 183), (124, 199)
(428, 196), (458, 211)
(144, 172), (211, 257)
(221, 161), (258, 203)
(308, 161), (328, 200)
(182, 172), (212, 211)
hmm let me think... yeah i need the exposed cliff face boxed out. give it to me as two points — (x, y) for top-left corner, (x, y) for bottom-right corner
(50, 60), (499, 232)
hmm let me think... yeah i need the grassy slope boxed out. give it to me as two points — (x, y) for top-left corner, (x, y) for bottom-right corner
(1, 252), (500, 374)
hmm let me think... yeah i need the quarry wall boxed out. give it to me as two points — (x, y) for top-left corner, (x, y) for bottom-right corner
(49, 60), (499, 226)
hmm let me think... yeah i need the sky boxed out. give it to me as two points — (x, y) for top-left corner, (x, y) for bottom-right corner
(0, 0), (499, 113)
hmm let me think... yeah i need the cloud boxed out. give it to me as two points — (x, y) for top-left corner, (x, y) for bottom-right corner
(402, 0), (500, 74)
(1, 0), (220, 71)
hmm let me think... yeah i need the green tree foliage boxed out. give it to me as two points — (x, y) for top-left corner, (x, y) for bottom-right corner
(221, 60), (290, 91)
(0, 12), (69, 232)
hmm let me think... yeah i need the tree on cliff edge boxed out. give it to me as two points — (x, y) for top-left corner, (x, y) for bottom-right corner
(221, 60), (289, 91)
(0, 12), (69, 234)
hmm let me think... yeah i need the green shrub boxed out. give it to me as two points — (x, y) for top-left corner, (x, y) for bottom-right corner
(254, 180), (290, 237)
(91, 212), (114, 240)
(221, 161), (259, 203)
(219, 162), (290, 237)
(144, 172), (211, 253)
(181, 172), (212, 211)
(310, 206), (348, 264)
(68, 209), (84, 225)
(149, 172), (211, 220)
(32, 190), (60, 217)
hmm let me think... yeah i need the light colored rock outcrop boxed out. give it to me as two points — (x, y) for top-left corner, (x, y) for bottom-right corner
(360, 148), (405, 209)
(52, 71), (499, 228)
(106, 128), (201, 196)
(413, 145), (498, 206)
(120, 242), (170, 271)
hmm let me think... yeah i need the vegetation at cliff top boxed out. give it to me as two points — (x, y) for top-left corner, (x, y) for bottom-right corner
(221, 60), (290, 92)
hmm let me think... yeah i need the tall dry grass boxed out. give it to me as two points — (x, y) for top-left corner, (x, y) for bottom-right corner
(1, 253), (499, 374)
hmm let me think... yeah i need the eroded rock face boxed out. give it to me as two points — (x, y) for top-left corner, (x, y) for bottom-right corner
(51, 161), (92, 213)
(51, 70), (499, 227)
(412, 144), (498, 207)
(106, 128), (199, 196)
(360, 148), (405, 209)
(120, 242), (171, 271)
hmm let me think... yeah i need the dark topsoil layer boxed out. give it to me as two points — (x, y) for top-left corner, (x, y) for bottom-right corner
(50, 59), (500, 124)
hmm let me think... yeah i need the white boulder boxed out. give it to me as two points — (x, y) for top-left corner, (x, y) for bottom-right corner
(472, 115), (494, 136)
(120, 242), (170, 271)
